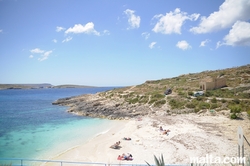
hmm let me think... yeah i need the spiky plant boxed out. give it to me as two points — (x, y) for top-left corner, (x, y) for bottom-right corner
(145, 154), (165, 166)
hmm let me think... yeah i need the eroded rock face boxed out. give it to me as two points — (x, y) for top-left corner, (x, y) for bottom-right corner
(52, 94), (151, 119)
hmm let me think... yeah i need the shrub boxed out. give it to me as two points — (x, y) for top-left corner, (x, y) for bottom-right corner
(198, 102), (210, 110)
(211, 97), (217, 103)
(148, 98), (158, 105)
(231, 113), (237, 119)
(178, 91), (185, 96)
(232, 98), (240, 104)
(169, 99), (186, 109)
(195, 96), (204, 101)
(210, 103), (218, 109)
(188, 91), (193, 96)
(146, 154), (165, 166)
(128, 97), (139, 104)
(205, 91), (212, 97)
(221, 99), (226, 103)
(154, 99), (166, 107)
(230, 105), (242, 119)
(186, 103), (196, 108)
(152, 93), (165, 99)
(230, 105), (242, 114)
(138, 95), (148, 104)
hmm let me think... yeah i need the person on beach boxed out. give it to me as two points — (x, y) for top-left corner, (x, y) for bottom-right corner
(123, 137), (131, 140)
(162, 129), (170, 135)
(110, 141), (121, 149)
(117, 153), (133, 160)
(159, 126), (163, 131)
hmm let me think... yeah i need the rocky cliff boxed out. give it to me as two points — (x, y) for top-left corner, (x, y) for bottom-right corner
(52, 93), (154, 120)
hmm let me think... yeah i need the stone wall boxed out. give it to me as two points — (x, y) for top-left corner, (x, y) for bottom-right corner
(200, 78), (226, 91)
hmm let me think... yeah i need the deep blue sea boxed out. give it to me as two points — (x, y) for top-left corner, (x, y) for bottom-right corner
(0, 87), (117, 160)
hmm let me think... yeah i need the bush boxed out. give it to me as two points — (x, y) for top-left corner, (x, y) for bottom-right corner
(198, 102), (210, 110)
(188, 91), (193, 96)
(230, 105), (242, 114)
(230, 113), (237, 119)
(195, 96), (204, 101)
(211, 97), (217, 103)
(186, 103), (196, 108)
(154, 99), (166, 107)
(230, 105), (242, 119)
(232, 98), (240, 104)
(128, 98), (139, 104)
(148, 98), (158, 105)
(205, 91), (213, 97)
(210, 103), (218, 109)
(178, 91), (185, 96)
(221, 99), (226, 103)
(169, 99), (186, 109)
(138, 95), (148, 104)
(152, 93), (165, 99)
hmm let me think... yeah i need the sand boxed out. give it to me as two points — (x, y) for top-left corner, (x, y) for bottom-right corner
(43, 113), (250, 165)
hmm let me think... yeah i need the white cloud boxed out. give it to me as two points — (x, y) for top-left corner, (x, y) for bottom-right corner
(217, 21), (250, 48)
(142, 32), (150, 40)
(30, 48), (53, 61)
(124, 9), (141, 29)
(38, 50), (53, 61)
(176, 40), (191, 50)
(200, 39), (210, 47)
(190, 0), (250, 34)
(149, 42), (157, 49)
(0, 29), (2, 33)
(30, 48), (45, 54)
(103, 30), (110, 35)
(152, 8), (200, 34)
(52, 39), (57, 43)
(62, 36), (73, 43)
(65, 23), (100, 36)
(56, 26), (65, 32)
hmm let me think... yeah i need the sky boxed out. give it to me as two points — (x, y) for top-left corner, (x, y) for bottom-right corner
(0, 0), (250, 86)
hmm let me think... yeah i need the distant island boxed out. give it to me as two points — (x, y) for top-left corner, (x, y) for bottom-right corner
(0, 84), (95, 90)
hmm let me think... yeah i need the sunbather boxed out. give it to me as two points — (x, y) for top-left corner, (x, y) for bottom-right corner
(117, 153), (133, 160)
(123, 137), (131, 140)
(110, 141), (121, 149)
(162, 129), (170, 135)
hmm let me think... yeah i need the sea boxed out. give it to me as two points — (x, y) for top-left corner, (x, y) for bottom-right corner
(0, 87), (117, 162)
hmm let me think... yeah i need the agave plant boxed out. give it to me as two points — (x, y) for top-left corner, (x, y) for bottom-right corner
(145, 154), (165, 166)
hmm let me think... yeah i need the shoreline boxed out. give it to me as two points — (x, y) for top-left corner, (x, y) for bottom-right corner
(42, 119), (128, 165)
(43, 114), (250, 165)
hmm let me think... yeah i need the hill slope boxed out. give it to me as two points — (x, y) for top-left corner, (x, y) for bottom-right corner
(53, 64), (250, 119)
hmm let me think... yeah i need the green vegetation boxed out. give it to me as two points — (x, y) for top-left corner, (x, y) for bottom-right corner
(101, 64), (250, 118)
(145, 154), (165, 166)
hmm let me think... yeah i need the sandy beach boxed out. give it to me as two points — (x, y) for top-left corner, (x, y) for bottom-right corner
(44, 113), (250, 165)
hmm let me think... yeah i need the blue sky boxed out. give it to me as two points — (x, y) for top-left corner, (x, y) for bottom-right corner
(0, 0), (250, 86)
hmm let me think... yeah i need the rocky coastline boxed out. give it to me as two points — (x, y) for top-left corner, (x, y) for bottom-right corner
(52, 93), (159, 120)
(52, 65), (250, 120)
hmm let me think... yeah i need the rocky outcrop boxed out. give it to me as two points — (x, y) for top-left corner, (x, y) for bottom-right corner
(52, 93), (153, 120)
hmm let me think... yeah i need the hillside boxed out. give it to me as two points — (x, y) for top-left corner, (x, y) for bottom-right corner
(53, 64), (250, 120)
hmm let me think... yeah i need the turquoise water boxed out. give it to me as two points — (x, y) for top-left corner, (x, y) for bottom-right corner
(0, 87), (116, 160)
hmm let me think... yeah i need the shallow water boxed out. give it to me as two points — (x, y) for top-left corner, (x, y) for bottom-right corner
(0, 87), (116, 160)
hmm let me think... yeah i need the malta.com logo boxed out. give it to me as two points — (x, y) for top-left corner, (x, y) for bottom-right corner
(190, 154), (246, 164)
